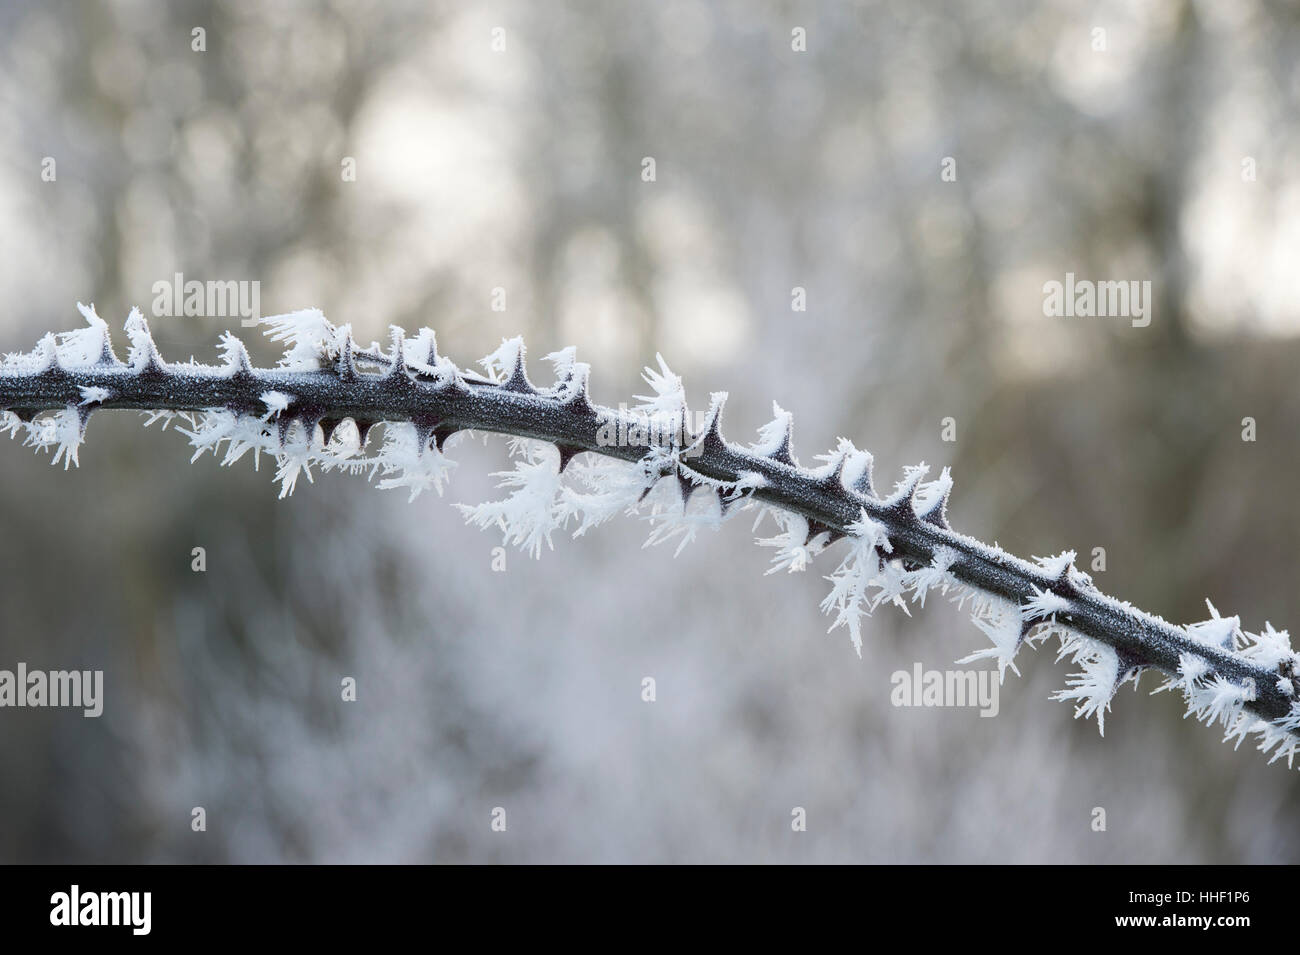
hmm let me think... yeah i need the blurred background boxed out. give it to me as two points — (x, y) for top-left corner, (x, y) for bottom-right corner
(0, 0), (1297, 862)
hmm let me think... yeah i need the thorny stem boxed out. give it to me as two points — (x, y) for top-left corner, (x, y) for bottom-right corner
(0, 314), (1295, 732)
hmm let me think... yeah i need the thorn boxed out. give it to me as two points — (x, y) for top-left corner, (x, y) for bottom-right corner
(769, 418), (794, 465)
(30, 334), (58, 374)
(125, 310), (165, 375)
(637, 461), (674, 503)
(431, 425), (460, 452)
(556, 443), (583, 473)
(916, 467), (953, 529)
(385, 326), (410, 383)
(880, 464), (929, 520)
(1114, 648), (1150, 689)
(411, 412), (441, 455)
(844, 449), (875, 497)
(296, 404), (325, 445)
(817, 446), (850, 489)
(559, 365), (597, 416)
(717, 487), (735, 516)
(354, 418), (377, 449)
(689, 392), (729, 456)
(222, 334), (254, 378)
(319, 417), (343, 446)
(97, 332), (119, 366)
(276, 406), (299, 446)
(804, 519), (845, 546)
(411, 328), (438, 367)
(338, 335), (357, 382)
(499, 344), (537, 394)
(677, 469), (697, 508)
(544, 346), (577, 386)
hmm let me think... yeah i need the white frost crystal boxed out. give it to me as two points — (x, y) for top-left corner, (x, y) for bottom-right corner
(3, 304), (1299, 772)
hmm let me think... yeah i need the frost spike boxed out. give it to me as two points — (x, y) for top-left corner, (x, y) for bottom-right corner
(338, 335), (357, 382)
(124, 309), (163, 374)
(753, 401), (795, 465)
(385, 326), (409, 380)
(686, 391), (729, 457)
(95, 326), (120, 366)
(769, 420), (794, 465)
(412, 327), (438, 367)
(880, 464), (929, 520)
(916, 467), (953, 529)
(499, 344), (537, 395)
(559, 364), (596, 416)
(843, 449), (875, 498)
(219, 333), (254, 378)
(815, 444), (850, 490)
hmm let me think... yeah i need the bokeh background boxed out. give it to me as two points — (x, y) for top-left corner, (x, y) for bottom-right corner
(0, 0), (1297, 862)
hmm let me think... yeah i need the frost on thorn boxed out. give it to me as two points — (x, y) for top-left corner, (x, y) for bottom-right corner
(371, 421), (456, 502)
(912, 466), (953, 527)
(819, 510), (892, 656)
(757, 509), (817, 574)
(958, 594), (1026, 682)
(3, 305), (1300, 772)
(458, 438), (565, 557)
(260, 391), (293, 418)
(60, 303), (114, 368)
(20, 405), (89, 469)
(403, 328), (439, 371)
(1023, 585), (1072, 622)
(635, 354), (686, 417)
(904, 545), (957, 609)
(1186, 599), (1240, 650)
(1050, 633), (1120, 735)
(217, 331), (254, 376)
(881, 462), (929, 512)
(543, 347), (592, 405)
(123, 307), (161, 371)
(749, 401), (795, 464)
(1034, 549), (1077, 581)
(810, 439), (852, 486)
(840, 445), (875, 497)
(480, 336), (533, 392)
(261, 308), (336, 371)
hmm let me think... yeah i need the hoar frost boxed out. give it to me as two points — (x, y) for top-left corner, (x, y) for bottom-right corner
(3, 304), (1300, 771)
